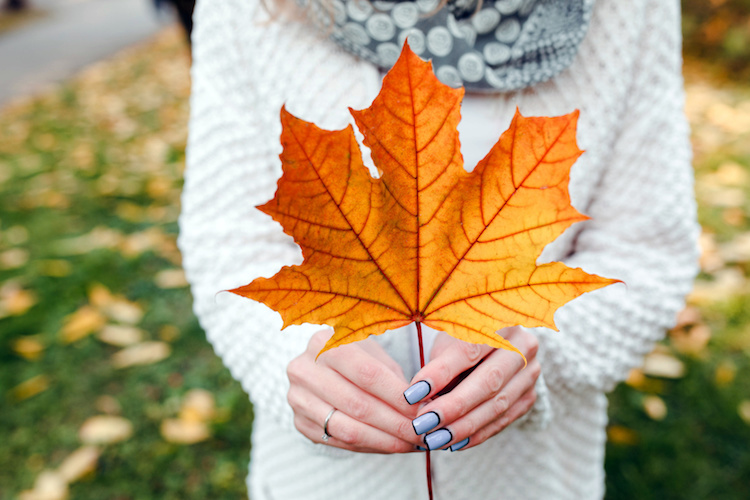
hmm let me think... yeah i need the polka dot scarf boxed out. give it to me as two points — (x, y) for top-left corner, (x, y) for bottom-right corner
(303, 0), (595, 92)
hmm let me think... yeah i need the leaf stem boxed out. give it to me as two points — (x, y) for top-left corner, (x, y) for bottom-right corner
(416, 322), (433, 500)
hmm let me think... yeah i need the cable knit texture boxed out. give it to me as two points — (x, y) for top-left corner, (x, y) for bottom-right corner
(178, 0), (699, 498)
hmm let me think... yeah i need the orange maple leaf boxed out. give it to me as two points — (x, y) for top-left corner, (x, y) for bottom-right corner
(231, 44), (618, 357)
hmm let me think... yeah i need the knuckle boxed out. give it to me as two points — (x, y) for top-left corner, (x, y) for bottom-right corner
(346, 396), (371, 421)
(463, 417), (478, 437)
(484, 366), (506, 394)
(528, 390), (538, 408)
(525, 333), (539, 359)
(356, 362), (382, 387)
(396, 418), (415, 441)
(386, 439), (408, 454)
(336, 423), (358, 445)
(435, 359), (453, 387)
(462, 342), (484, 363)
(528, 361), (542, 382)
(492, 392), (510, 416)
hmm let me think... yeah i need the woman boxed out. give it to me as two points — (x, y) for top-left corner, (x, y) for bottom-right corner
(178, 0), (699, 498)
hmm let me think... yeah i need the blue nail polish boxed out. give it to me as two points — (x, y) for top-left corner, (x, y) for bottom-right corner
(450, 437), (469, 452)
(404, 380), (431, 405)
(416, 446), (426, 451)
(424, 428), (452, 451)
(412, 412), (440, 435)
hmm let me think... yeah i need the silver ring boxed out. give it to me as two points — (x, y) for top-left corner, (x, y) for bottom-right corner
(322, 408), (337, 442)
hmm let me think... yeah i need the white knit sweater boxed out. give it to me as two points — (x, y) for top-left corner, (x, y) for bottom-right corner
(178, 0), (699, 498)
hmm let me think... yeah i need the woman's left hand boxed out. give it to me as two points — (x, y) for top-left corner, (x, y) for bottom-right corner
(405, 327), (541, 452)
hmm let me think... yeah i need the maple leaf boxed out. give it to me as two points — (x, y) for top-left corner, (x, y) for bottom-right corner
(230, 44), (618, 357)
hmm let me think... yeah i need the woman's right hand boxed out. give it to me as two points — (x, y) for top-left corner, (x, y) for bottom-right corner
(287, 329), (421, 453)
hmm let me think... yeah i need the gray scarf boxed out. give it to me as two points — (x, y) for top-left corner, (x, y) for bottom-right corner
(304, 0), (595, 92)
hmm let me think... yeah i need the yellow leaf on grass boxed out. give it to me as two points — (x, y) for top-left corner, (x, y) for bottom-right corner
(642, 352), (686, 379)
(18, 470), (68, 500)
(154, 268), (188, 289)
(10, 374), (50, 401)
(160, 419), (210, 445)
(111, 341), (170, 368)
(78, 415), (133, 444)
(178, 389), (216, 422)
(0, 282), (37, 318)
(97, 324), (144, 346)
(57, 446), (101, 483)
(739, 400), (750, 425)
(642, 395), (668, 421)
(0, 247), (30, 269)
(59, 306), (106, 343)
(12, 335), (46, 361)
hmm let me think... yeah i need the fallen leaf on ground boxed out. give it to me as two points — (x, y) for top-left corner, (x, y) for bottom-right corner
(10, 374), (50, 401)
(18, 470), (68, 500)
(642, 352), (686, 379)
(11, 335), (46, 360)
(714, 359), (737, 387)
(739, 400), (750, 425)
(607, 425), (638, 446)
(642, 395), (668, 421)
(719, 232), (750, 263)
(97, 324), (144, 346)
(78, 415), (133, 444)
(37, 259), (73, 277)
(160, 419), (210, 445)
(57, 446), (101, 483)
(101, 298), (144, 325)
(0, 282), (37, 318)
(154, 268), (188, 289)
(0, 247), (29, 269)
(231, 44), (617, 356)
(159, 325), (180, 342)
(179, 389), (216, 422)
(59, 306), (106, 343)
(54, 227), (123, 255)
(690, 267), (748, 304)
(111, 341), (170, 368)
(669, 323), (711, 355)
(672, 307), (702, 329)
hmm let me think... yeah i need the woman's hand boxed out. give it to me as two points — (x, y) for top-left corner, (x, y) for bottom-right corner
(287, 329), (421, 453)
(405, 327), (541, 452)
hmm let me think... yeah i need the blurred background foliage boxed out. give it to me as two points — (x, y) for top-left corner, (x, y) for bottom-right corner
(1, 1), (750, 499)
(683, 0), (750, 78)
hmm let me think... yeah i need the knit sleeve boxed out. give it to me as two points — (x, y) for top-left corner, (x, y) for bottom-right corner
(535, 0), (700, 394)
(177, 0), (380, 429)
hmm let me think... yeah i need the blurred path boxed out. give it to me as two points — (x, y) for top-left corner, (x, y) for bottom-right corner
(0, 0), (169, 106)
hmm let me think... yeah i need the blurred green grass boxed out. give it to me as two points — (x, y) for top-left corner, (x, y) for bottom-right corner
(1, 8), (750, 499)
(0, 29), (251, 500)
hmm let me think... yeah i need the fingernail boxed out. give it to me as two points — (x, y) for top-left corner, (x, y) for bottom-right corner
(424, 428), (452, 451)
(412, 412), (440, 435)
(403, 380), (431, 405)
(416, 446), (426, 451)
(450, 437), (469, 452)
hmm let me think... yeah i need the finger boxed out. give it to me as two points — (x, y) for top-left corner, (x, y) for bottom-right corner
(416, 331), (537, 430)
(404, 334), (496, 405)
(422, 358), (540, 451)
(456, 386), (538, 452)
(289, 362), (418, 445)
(319, 343), (416, 418)
(363, 339), (407, 380)
(292, 401), (417, 454)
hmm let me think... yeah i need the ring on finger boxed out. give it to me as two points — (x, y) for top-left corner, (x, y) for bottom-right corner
(322, 407), (337, 442)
